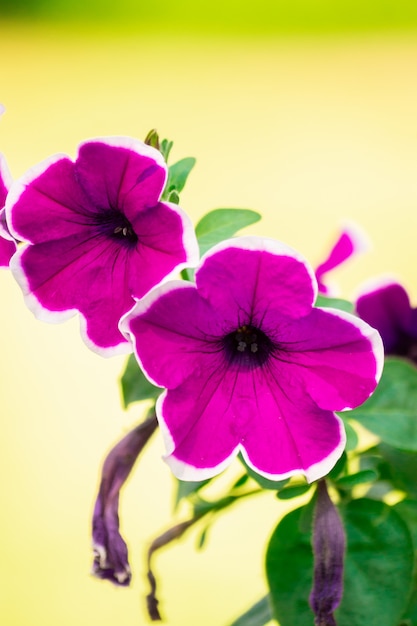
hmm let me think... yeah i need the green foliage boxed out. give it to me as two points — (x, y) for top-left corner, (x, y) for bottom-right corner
(315, 294), (355, 314)
(174, 478), (212, 509)
(349, 358), (417, 451)
(333, 469), (378, 490)
(119, 353), (161, 408)
(163, 157), (196, 200)
(228, 595), (273, 626)
(266, 498), (414, 626)
(276, 483), (312, 500)
(195, 208), (261, 256)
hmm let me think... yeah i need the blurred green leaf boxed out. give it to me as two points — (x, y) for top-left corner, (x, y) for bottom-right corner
(160, 138), (173, 162)
(174, 477), (212, 509)
(315, 294), (354, 314)
(276, 483), (311, 500)
(394, 499), (417, 624)
(376, 443), (417, 499)
(120, 353), (162, 408)
(349, 358), (417, 451)
(228, 595), (273, 626)
(266, 498), (413, 626)
(163, 157), (196, 199)
(328, 451), (348, 480)
(195, 208), (261, 256)
(339, 416), (359, 451)
(334, 469), (378, 490)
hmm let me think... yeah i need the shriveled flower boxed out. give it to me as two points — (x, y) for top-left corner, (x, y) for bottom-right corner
(121, 237), (383, 482)
(315, 222), (369, 296)
(356, 278), (417, 364)
(5, 137), (199, 355)
(92, 415), (158, 585)
(309, 480), (345, 626)
(0, 153), (17, 267)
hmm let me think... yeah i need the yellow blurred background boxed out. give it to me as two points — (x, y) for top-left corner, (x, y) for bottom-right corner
(1, 4), (417, 625)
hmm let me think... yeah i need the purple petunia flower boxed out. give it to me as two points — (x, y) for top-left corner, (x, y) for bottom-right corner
(121, 236), (383, 483)
(356, 278), (417, 364)
(5, 137), (199, 355)
(315, 222), (369, 295)
(0, 154), (17, 267)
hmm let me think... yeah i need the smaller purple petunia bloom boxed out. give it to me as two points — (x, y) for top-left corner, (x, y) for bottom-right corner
(92, 415), (158, 586)
(315, 222), (369, 296)
(5, 137), (199, 355)
(121, 236), (383, 483)
(0, 153), (17, 267)
(356, 278), (417, 364)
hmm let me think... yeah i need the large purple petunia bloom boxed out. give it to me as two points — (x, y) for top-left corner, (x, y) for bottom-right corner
(5, 137), (199, 355)
(121, 237), (383, 482)
(356, 278), (417, 364)
(0, 153), (17, 267)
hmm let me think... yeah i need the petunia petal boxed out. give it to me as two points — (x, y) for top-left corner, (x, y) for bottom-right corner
(196, 237), (317, 327)
(121, 280), (225, 388)
(356, 278), (417, 352)
(6, 155), (96, 244)
(273, 307), (384, 411)
(315, 222), (369, 296)
(126, 201), (199, 298)
(157, 362), (345, 483)
(75, 138), (167, 219)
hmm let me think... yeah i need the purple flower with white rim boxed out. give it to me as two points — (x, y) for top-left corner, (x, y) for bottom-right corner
(315, 222), (369, 296)
(121, 236), (383, 482)
(0, 153), (17, 267)
(5, 137), (199, 355)
(356, 277), (417, 364)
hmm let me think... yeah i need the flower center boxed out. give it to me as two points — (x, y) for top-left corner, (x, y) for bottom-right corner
(223, 324), (273, 368)
(97, 209), (138, 246)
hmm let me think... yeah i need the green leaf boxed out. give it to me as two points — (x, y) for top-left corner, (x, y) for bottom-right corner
(348, 358), (417, 451)
(160, 138), (173, 162)
(393, 499), (417, 625)
(174, 477), (212, 509)
(339, 416), (359, 451)
(334, 469), (378, 490)
(315, 294), (355, 314)
(228, 595), (273, 626)
(376, 443), (417, 499)
(119, 353), (162, 408)
(163, 157), (196, 198)
(276, 483), (312, 500)
(266, 498), (413, 626)
(195, 208), (261, 256)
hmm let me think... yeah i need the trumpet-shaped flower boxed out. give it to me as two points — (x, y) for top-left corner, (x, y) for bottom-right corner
(0, 154), (17, 266)
(356, 278), (417, 364)
(6, 137), (199, 355)
(121, 237), (383, 482)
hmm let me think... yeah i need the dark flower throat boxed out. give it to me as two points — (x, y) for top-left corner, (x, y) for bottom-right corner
(223, 324), (273, 368)
(97, 209), (138, 246)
